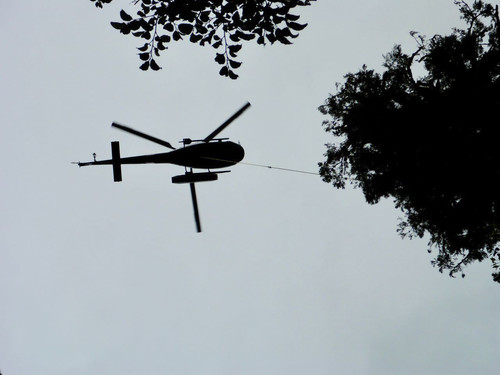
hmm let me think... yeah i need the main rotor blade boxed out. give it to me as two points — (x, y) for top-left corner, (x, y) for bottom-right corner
(112, 122), (176, 150)
(190, 183), (202, 233)
(203, 102), (251, 142)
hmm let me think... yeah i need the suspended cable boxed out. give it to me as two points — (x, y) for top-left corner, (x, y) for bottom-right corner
(239, 161), (319, 175)
(202, 157), (319, 175)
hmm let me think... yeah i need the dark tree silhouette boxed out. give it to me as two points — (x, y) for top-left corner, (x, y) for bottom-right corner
(319, 1), (500, 283)
(90, 0), (315, 78)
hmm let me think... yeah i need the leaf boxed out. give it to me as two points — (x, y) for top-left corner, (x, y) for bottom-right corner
(110, 22), (124, 30)
(219, 66), (229, 76)
(275, 6), (288, 15)
(190, 33), (203, 43)
(178, 23), (194, 35)
(232, 11), (241, 24)
(277, 34), (292, 45)
(140, 18), (153, 32)
(120, 25), (131, 35)
(236, 30), (255, 41)
(120, 10), (133, 22)
(280, 28), (293, 37)
(215, 53), (225, 65)
(150, 59), (161, 71)
(199, 10), (211, 23)
(228, 44), (242, 53)
(287, 21), (308, 31)
(159, 34), (171, 43)
(229, 60), (242, 69)
(229, 70), (239, 80)
(195, 24), (208, 34)
(228, 44), (242, 58)
(139, 52), (150, 61)
(266, 33), (277, 44)
(199, 32), (210, 43)
(137, 44), (149, 52)
(139, 61), (150, 71)
(129, 20), (141, 31)
(285, 13), (300, 21)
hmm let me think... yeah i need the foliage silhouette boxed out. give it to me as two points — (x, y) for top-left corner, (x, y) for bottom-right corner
(319, 1), (500, 283)
(90, 0), (315, 78)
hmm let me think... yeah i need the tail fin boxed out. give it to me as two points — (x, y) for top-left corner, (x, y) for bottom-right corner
(111, 141), (122, 182)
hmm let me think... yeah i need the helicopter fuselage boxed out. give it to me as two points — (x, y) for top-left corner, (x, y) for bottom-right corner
(79, 140), (244, 169)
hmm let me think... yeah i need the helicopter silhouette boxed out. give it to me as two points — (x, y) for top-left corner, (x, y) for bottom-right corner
(76, 102), (251, 232)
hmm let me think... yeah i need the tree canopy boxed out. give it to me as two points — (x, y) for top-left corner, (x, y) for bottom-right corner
(90, 0), (315, 78)
(319, 1), (500, 282)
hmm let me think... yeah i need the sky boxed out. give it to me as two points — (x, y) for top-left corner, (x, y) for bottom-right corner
(1, 1), (499, 374)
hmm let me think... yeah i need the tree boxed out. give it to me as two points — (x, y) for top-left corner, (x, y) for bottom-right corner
(90, 0), (315, 78)
(319, 1), (500, 283)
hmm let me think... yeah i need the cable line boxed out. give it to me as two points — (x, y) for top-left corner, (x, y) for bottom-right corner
(203, 157), (319, 175)
(239, 161), (319, 175)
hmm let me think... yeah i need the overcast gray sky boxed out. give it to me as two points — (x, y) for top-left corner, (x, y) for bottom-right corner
(1, 1), (499, 374)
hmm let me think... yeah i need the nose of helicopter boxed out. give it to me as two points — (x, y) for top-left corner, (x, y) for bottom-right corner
(230, 141), (245, 163)
(205, 141), (244, 167)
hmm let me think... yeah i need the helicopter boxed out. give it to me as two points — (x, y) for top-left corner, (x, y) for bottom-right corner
(75, 102), (251, 232)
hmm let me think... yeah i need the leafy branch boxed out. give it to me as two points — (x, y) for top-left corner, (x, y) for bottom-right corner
(91, 0), (314, 78)
(319, 1), (500, 283)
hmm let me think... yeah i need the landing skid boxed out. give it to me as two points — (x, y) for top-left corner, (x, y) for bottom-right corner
(173, 169), (230, 232)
